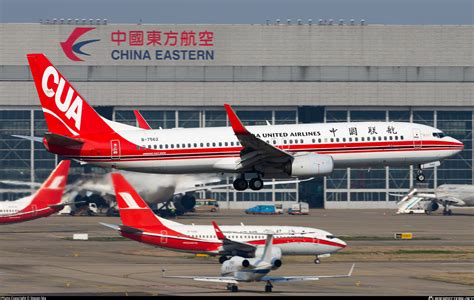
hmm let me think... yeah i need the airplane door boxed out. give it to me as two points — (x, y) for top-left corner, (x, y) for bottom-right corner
(412, 129), (422, 148)
(111, 140), (121, 160)
(160, 230), (168, 244)
(32, 204), (37, 216)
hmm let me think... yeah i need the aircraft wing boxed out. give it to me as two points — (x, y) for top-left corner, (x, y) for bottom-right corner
(212, 221), (256, 254)
(224, 104), (293, 170)
(261, 264), (355, 283)
(162, 269), (238, 284)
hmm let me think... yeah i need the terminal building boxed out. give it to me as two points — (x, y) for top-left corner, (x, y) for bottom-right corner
(0, 21), (472, 208)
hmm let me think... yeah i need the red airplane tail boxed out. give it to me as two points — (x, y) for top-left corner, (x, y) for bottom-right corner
(111, 173), (167, 230)
(25, 160), (70, 210)
(27, 53), (114, 139)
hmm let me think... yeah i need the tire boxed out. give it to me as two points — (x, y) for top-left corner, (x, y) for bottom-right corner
(233, 178), (248, 191)
(314, 258), (321, 264)
(231, 285), (238, 292)
(416, 174), (425, 182)
(265, 286), (272, 293)
(249, 178), (264, 191)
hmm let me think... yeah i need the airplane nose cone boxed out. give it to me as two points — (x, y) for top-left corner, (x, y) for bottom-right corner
(336, 238), (347, 249)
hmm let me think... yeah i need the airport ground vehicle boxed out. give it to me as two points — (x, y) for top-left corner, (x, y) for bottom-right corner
(102, 173), (346, 264)
(245, 204), (283, 215)
(288, 202), (309, 215)
(27, 54), (463, 192)
(192, 199), (219, 212)
(0, 161), (71, 224)
(163, 232), (355, 293)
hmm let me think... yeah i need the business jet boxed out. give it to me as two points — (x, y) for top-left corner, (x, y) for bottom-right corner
(27, 53), (463, 190)
(396, 184), (474, 215)
(101, 173), (346, 264)
(162, 233), (355, 293)
(0, 160), (70, 224)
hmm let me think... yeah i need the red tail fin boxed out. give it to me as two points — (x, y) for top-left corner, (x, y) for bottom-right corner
(27, 53), (113, 137)
(133, 110), (152, 130)
(27, 160), (70, 209)
(111, 173), (165, 229)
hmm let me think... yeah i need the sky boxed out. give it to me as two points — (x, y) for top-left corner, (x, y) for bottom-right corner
(0, 0), (473, 25)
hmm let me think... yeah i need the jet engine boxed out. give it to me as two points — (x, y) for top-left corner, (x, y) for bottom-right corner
(284, 153), (334, 177)
(172, 194), (196, 213)
(424, 200), (439, 213)
(270, 258), (282, 270)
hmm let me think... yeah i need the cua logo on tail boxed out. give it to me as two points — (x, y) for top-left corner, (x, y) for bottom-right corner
(42, 66), (83, 133)
(60, 27), (100, 62)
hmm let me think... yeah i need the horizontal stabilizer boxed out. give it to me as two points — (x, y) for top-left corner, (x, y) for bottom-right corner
(11, 135), (44, 143)
(44, 133), (84, 147)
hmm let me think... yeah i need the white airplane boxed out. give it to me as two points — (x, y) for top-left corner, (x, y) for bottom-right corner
(101, 173), (347, 265)
(0, 160), (71, 224)
(162, 233), (355, 293)
(27, 53), (464, 191)
(396, 184), (474, 215)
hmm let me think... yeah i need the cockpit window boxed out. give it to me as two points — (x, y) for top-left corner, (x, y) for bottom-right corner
(326, 235), (336, 239)
(432, 132), (446, 138)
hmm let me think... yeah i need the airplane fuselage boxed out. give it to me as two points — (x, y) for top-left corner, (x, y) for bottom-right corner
(49, 121), (463, 178)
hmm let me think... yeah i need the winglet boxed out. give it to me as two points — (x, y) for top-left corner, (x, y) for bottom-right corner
(224, 104), (250, 135)
(133, 110), (152, 130)
(212, 221), (226, 240)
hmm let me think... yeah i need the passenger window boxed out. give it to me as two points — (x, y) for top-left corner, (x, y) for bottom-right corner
(378, 136), (382, 141)
(318, 138), (321, 143)
(284, 140), (287, 144)
(159, 145), (163, 149)
(273, 140), (277, 145)
(219, 142), (222, 146)
(165, 144), (168, 149)
(349, 137), (352, 142)
(182, 143), (186, 148)
(401, 136), (404, 140)
(289, 139), (293, 144)
(336, 138), (339, 142)
(170, 144), (174, 149)
(342, 138), (346, 142)
(330, 138), (334, 143)
(389, 136), (393, 140)
(136, 145), (140, 150)
(212, 142), (216, 147)
(300, 139), (304, 143)
(394, 136), (398, 140)
(148, 145), (151, 149)
(383, 136), (387, 141)
(153, 144), (157, 149)
(312, 139), (315, 143)
(361, 137), (365, 141)
(206, 142), (210, 147)
(355, 137), (358, 142)
(225, 142), (228, 146)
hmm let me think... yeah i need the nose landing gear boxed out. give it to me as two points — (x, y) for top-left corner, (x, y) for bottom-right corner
(264, 281), (273, 293)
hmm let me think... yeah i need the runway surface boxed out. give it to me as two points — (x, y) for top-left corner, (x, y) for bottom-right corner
(0, 208), (473, 296)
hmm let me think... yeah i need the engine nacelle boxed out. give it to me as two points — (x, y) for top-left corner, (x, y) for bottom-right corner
(271, 258), (282, 270)
(242, 259), (250, 267)
(172, 194), (196, 212)
(284, 153), (334, 177)
(424, 200), (439, 212)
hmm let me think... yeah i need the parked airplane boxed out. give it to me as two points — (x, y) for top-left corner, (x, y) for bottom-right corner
(396, 184), (474, 215)
(101, 173), (346, 264)
(162, 233), (355, 293)
(27, 53), (464, 190)
(0, 160), (70, 224)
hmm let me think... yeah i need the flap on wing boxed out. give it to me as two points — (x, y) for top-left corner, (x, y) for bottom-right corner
(44, 133), (84, 147)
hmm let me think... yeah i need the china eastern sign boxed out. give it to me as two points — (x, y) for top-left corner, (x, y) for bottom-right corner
(60, 27), (215, 62)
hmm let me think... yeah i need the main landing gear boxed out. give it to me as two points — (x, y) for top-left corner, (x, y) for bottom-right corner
(314, 257), (321, 264)
(233, 174), (264, 191)
(227, 283), (238, 292)
(219, 256), (229, 264)
(264, 281), (273, 293)
(443, 205), (453, 216)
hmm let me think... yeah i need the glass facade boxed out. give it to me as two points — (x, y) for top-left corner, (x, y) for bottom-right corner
(0, 107), (472, 207)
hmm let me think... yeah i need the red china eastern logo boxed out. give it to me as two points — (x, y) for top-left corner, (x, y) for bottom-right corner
(60, 27), (100, 61)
